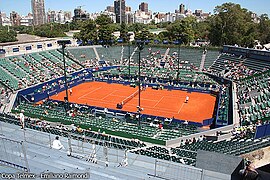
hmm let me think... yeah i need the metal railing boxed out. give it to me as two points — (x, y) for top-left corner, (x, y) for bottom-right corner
(0, 136), (29, 172)
(151, 159), (203, 180)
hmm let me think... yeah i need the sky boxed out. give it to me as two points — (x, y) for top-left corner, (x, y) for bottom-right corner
(0, 0), (269, 16)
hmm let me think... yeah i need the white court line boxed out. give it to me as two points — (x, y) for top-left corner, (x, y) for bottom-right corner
(78, 86), (102, 99)
(123, 103), (178, 114)
(101, 90), (117, 100)
(153, 96), (164, 108)
(177, 103), (185, 114)
(126, 97), (158, 102)
(80, 94), (127, 101)
(79, 97), (182, 114)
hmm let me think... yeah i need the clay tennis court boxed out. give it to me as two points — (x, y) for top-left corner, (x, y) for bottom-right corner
(50, 81), (216, 122)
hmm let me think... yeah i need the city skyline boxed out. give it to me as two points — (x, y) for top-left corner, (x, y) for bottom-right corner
(0, 0), (270, 17)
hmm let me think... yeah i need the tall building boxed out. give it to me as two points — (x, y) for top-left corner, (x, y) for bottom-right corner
(114, 0), (125, 24)
(106, 6), (114, 13)
(64, 11), (72, 22)
(139, 2), (148, 13)
(179, 3), (185, 14)
(10, 11), (21, 26)
(195, 9), (203, 16)
(126, 6), (131, 12)
(73, 7), (89, 21)
(0, 12), (11, 26)
(47, 10), (56, 23)
(20, 13), (33, 26)
(32, 0), (46, 25)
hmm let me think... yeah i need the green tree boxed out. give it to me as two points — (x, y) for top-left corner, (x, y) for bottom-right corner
(257, 14), (270, 44)
(98, 25), (115, 45)
(74, 19), (98, 45)
(208, 3), (254, 46)
(128, 23), (146, 36)
(31, 23), (67, 38)
(166, 17), (197, 44)
(95, 14), (113, 26)
(194, 21), (210, 40)
(96, 15), (116, 45)
(0, 30), (17, 43)
(119, 23), (129, 43)
(135, 28), (154, 42)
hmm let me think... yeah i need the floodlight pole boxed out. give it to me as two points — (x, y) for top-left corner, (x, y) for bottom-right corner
(176, 34), (182, 82)
(57, 40), (71, 115)
(136, 40), (144, 127)
(127, 33), (132, 80)
(62, 44), (69, 103)
(128, 38), (131, 80)
(177, 39), (180, 82)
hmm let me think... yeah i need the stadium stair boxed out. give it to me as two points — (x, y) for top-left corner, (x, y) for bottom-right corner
(93, 47), (100, 61)
(56, 49), (85, 69)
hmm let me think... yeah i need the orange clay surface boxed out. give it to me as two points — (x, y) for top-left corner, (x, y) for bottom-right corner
(50, 81), (216, 122)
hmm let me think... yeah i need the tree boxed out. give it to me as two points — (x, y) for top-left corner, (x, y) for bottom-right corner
(95, 14), (113, 26)
(0, 30), (17, 43)
(128, 23), (146, 36)
(96, 15), (116, 45)
(257, 14), (270, 44)
(98, 25), (115, 45)
(30, 23), (67, 38)
(208, 3), (254, 46)
(73, 19), (97, 45)
(119, 23), (128, 43)
(135, 28), (154, 42)
(166, 17), (197, 44)
(73, 15), (117, 45)
(194, 21), (210, 40)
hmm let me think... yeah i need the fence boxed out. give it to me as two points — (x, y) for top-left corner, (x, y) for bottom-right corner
(152, 159), (203, 180)
(67, 133), (131, 165)
(151, 159), (231, 180)
(0, 136), (29, 172)
(165, 124), (234, 147)
(22, 128), (52, 148)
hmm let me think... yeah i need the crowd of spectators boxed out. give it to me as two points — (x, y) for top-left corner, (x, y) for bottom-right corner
(208, 53), (255, 80)
(0, 87), (11, 110)
(237, 70), (270, 124)
(179, 135), (206, 146)
(231, 124), (256, 139)
(95, 47), (219, 89)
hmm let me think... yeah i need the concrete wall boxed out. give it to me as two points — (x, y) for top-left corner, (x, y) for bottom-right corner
(166, 124), (234, 147)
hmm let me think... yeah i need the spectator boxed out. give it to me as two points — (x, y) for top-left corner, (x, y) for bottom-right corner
(52, 136), (65, 150)
(19, 110), (25, 129)
(239, 161), (259, 180)
(104, 107), (108, 113)
(183, 120), (189, 125)
(76, 126), (83, 133)
(198, 135), (204, 141)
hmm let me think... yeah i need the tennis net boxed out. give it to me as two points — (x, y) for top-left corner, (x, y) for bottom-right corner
(121, 89), (140, 106)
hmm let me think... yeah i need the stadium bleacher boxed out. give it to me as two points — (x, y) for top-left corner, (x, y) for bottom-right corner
(67, 47), (97, 66)
(1, 44), (270, 178)
(170, 47), (219, 69)
(237, 70), (270, 124)
(96, 46), (123, 63)
(13, 102), (199, 144)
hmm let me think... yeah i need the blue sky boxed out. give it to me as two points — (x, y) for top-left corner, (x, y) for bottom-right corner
(0, 0), (269, 16)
